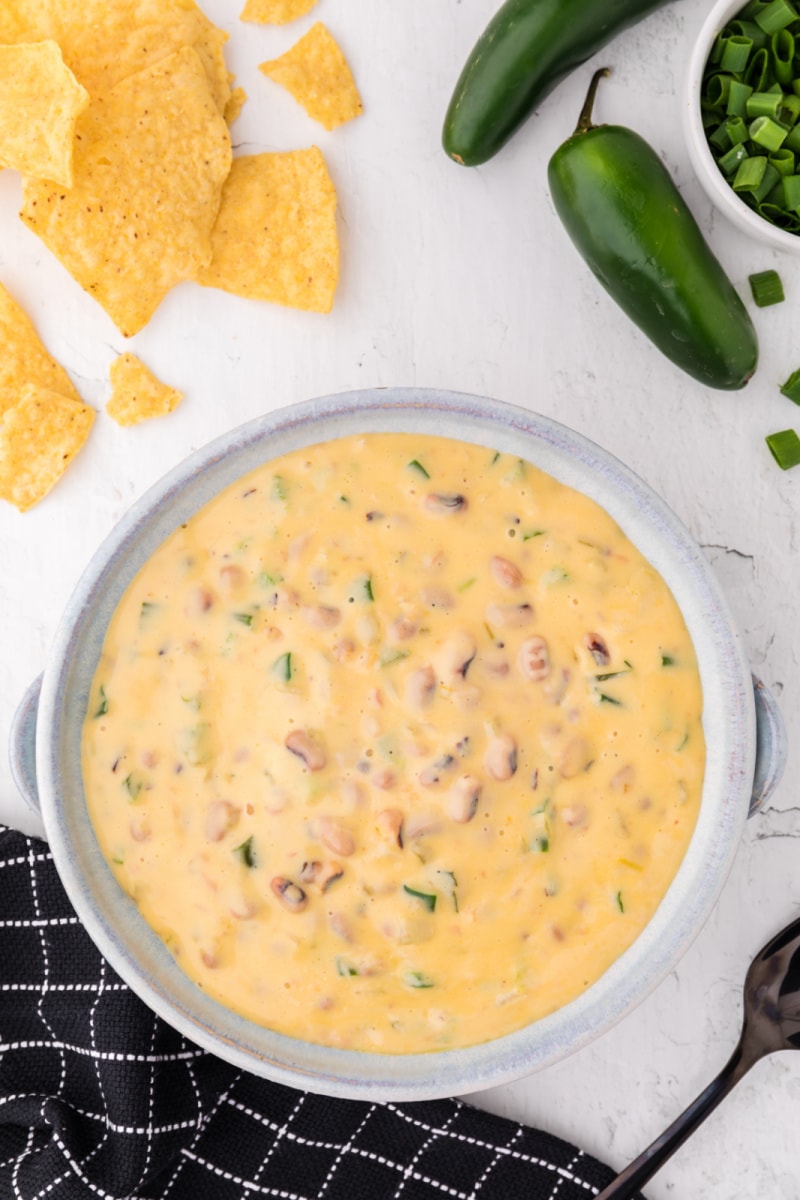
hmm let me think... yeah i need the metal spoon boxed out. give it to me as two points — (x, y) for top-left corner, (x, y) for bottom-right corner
(596, 914), (800, 1199)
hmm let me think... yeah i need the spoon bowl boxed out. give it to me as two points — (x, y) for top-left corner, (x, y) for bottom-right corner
(597, 914), (800, 1199)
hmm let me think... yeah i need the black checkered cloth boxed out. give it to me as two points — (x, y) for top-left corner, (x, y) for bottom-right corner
(0, 825), (640, 1200)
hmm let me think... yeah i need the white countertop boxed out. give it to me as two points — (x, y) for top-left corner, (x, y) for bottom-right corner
(1, 2), (798, 1195)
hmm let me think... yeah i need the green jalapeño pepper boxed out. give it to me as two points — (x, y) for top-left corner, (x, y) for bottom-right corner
(547, 69), (758, 391)
(443, 0), (672, 167)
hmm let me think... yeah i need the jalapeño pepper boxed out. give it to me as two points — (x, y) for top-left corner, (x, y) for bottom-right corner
(547, 69), (758, 391)
(443, 0), (672, 167)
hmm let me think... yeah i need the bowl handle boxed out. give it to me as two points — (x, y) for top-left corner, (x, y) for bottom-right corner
(9, 674), (43, 816)
(750, 675), (786, 817)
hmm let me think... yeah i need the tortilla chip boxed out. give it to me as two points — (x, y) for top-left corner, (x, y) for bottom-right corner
(241, 0), (318, 24)
(0, 384), (94, 511)
(0, 41), (89, 187)
(0, 1), (232, 115)
(225, 86), (247, 125)
(106, 353), (183, 426)
(197, 148), (338, 313)
(20, 47), (232, 337)
(259, 23), (362, 130)
(0, 281), (81, 405)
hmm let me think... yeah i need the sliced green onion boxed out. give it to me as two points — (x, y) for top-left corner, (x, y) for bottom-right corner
(403, 970), (434, 989)
(733, 153), (768, 191)
(779, 367), (800, 402)
(771, 28), (795, 83)
(719, 142), (750, 175)
(123, 773), (142, 801)
(749, 268), (785, 305)
(754, 0), (798, 35)
(233, 611), (254, 626)
(746, 88), (784, 118)
(783, 172), (800, 208)
(140, 600), (158, 620)
(336, 957), (359, 977)
(743, 46), (771, 90)
(661, 654), (675, 667)
(729, 18), (769, 49)
(765, 428), (800, 468)
(779, 93), (800, 124)
(769, 147), (795, 173)
(749, 115), (789, 150)
(379, 646), (410, 667)
(704, 72), (733, 108)
(93, 685), (108, 718)
(721, 35), (754, 72)
(616, 891), (625, 913)
(726, 115), (750, 145)
(270, 474), (288, 501)
(271, 651), (293, 682)
(598, 692), (623, 706)
(233, 836), (256, 868)
(403, 884), (436, 912)
(407, 459), (430, 479)
(727, 78), (754, 117)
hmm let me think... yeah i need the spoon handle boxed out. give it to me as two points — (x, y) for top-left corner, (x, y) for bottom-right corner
(595, 1040), (755, 1199)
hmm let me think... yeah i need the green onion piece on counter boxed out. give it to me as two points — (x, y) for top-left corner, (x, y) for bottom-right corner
(403, 884), (437, 912)
(749, 269), (785, 305)
(779, 367), (800, 402)
(407, 459), (430, 479)
(722, 35), (754, 72)
(766, 428), (800, 468)
(403, 971), (434, 989)
(749, 115), (789, 151)
(233, 836), (256, 868)
(271, 651), (293, 682)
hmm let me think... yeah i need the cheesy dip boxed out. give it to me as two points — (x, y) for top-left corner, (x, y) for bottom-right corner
(82, 433), (704, 1054)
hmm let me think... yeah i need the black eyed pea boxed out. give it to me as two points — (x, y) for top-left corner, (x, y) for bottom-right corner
(447, 774), (483, 823)
(584, 632), (610, 666)
(484, 732), (518, 781)
(423, 492), (468, 515)
(490, 555), (523, 589)
(405, 664), (437, 710)
(270, 877), (308, 912)
(518, 635), (551, 682)
(435, 630), (477, 685)
(302, 604), (342, 629)
(285, 729), (327, 771)
(485, 601), (534, 629)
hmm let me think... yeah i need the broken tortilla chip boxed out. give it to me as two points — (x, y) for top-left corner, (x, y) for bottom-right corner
(0, 41), (89, 187)
(241, 0), (318, 24)
(20, 46), (232, 337)
(0, 281), (81, 406)
(106, 353), (183, 426)
(259, 22), (362, 130)
(196, 148), (338, 313)
(0, 1), (232, 116)
(0, 384), (94, 511)
(224, 86), (247, 125)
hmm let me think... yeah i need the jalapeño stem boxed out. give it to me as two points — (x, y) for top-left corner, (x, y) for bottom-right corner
(575, 67), (611, 135)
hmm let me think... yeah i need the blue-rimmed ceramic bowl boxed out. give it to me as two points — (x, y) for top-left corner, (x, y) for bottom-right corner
(9, 388), (786, 1101)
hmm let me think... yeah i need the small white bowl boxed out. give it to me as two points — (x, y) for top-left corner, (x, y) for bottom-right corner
(684, 0), (800, 253)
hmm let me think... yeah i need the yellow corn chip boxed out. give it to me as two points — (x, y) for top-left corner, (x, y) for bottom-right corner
(197, 149), (338, 313)
(0, 42), (89, 187)
(241, 0), (318, 24)
(0, 384), (94, 511)
(225, 86), (247, 125)
(0, 281), (81, 405)
(106, 354), (183, 427)
(259, 23), (362, 130)
(0, 1), (232, 115)
(20, 47), (232, 337)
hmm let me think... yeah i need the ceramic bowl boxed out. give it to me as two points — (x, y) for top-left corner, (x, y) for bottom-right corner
(684, 0), (800, 253)
(9, 388), (786, 1101)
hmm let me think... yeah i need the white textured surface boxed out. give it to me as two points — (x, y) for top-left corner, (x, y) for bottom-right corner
(0, 1), (797, 1194)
